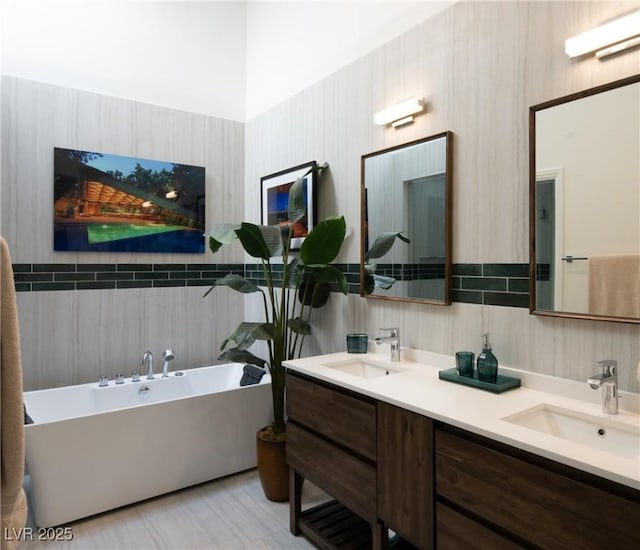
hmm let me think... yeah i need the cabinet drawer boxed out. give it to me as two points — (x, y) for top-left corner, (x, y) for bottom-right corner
(436, 429), (640, 549)
(287, 422), (377, 523)
(436, 503), (524, 550)
(286, 372), (376, 461)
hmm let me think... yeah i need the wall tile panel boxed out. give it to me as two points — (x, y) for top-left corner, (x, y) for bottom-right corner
(243, 1), (640, 392)
(2, 76), (245, 390)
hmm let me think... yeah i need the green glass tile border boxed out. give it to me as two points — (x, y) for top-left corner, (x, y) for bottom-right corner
(452, 263), (529, 308)
(483, 263), (529, 277)
(12, 263), (245, 293)
(13, 262), (531, 309)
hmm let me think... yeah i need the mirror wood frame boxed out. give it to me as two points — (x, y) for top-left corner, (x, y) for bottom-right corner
(360, 131), (453, 305)
(528, 74), (640, 324)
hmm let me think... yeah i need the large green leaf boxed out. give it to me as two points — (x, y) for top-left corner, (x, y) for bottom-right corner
(205, 223), (241, 254)
(283, 257), (302, 289)
(372, 274), (396, 290)
(300, 216), (346, 265)
(361, 260), (397, 293)
(287, 162), (328, 225)
(203, 274), (262, 298)
(208, 237), (223, 254)
(235, 223), (283, 259)
(221, 321), (275, 351)
(287, 169), (312, 225)
(364, 274), (375, 294)
(365, 231), (410, 261)
(297, 273), (331, 307)
(218, 348), (267, 370)
(287, 317), (311, 335)
(205, 223), (241, 244)
(306, 264), (347, 295)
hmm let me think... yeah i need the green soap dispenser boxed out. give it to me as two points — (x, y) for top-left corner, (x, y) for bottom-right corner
(477, 333), (498, 384)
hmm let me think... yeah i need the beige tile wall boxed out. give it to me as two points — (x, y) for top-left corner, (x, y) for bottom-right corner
(2, 1), (639, 393)
(244, 0), (640, 392)
(1, 76), (246, 390)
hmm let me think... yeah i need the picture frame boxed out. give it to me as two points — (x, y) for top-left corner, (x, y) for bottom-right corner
(53, 147), (206, 253)
(260, 161), (317, 250)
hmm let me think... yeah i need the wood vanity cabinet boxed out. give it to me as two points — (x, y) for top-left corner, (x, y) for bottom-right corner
(286, 371), (386, 549)
(377, 402), (434, 550)
(435, 425), (640, 550)
(286, 370), (639, 550)
(286, 372), (435, 550)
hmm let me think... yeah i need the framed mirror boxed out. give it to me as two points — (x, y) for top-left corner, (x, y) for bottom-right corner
(529, 74), (640, 324)
(360, 132), (452, 304)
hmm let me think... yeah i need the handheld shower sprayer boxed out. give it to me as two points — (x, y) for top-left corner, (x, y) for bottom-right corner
(162, 349), (176, 378)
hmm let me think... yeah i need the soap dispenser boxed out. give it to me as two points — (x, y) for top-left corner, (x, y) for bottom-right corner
(477, 333), (498, 384)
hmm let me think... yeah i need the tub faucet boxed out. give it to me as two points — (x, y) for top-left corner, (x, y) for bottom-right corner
(142, 351), (154, 380)
(375, 327), (401, 362)
(162, 349), (176, 378)
(587, 359), (618, 414)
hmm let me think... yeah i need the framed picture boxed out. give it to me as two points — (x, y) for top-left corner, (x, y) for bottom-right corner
(53, 147), (205, 253)
(260, 161), (317, 249)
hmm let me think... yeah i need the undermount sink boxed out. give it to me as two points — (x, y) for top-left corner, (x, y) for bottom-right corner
(321, 358), (405, 379)
(503, 404), (640, 459)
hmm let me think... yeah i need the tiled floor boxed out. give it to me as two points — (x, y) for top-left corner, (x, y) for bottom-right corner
(19, 470), (329, 550)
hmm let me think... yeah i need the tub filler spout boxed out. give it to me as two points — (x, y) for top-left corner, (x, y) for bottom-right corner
(142, 350), (154, 380)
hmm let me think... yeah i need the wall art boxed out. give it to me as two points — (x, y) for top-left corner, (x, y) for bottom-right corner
(53, 148), (205, 253)
(260, 161), (316, 250)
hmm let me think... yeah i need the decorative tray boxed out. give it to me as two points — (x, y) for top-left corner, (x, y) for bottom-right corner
(438, 368), (521, 394)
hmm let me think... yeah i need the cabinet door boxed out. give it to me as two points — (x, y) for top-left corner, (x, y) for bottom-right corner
(436, 428), (640, 549)
(436, 503), (524, 550)
(378, 402), (434, 550)
(287, 422), (377, 523)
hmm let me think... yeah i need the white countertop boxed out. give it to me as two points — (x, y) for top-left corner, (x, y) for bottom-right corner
(284, 347), (640, 490)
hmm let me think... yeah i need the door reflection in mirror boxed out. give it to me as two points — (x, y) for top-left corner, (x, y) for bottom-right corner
(530, 75), (640, 322)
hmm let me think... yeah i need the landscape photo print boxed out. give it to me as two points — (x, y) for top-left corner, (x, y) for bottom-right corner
(53, 148), (206, 253)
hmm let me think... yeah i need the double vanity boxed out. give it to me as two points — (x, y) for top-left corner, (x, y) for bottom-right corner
(284, 348), (640, 549)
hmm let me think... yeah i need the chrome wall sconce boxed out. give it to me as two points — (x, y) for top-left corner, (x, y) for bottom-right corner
(565, 10), (640, 59)
(374, 97), (424, 128)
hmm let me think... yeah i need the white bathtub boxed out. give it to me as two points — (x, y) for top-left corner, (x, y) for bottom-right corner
(23, 363), (272, 527)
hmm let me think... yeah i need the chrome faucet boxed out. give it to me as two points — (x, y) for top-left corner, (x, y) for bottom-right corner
(142, 350), (154, 380)
(587, 360), (618, 414)
(375, 327), (401, 362)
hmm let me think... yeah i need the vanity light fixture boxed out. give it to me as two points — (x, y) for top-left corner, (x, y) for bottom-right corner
(374, 97), (424, 127)
(565, 10), (640, 59)
(165, 189), (178, 199)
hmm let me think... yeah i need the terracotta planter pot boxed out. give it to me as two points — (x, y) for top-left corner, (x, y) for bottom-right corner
(256, 427), (289, 502)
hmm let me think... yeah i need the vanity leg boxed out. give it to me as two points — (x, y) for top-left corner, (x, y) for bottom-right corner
(372, 521), (388, 550)
(289, 468), (303, 535)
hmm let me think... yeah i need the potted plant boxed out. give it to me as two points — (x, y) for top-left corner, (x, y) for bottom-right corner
(204, 163), (347, 501)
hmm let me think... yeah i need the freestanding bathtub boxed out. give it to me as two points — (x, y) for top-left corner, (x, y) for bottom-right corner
(23, 363), (272, 527)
